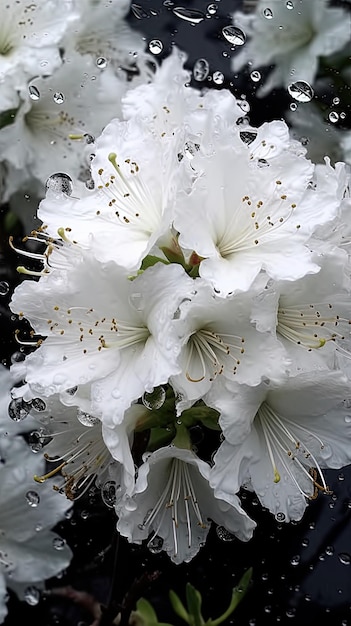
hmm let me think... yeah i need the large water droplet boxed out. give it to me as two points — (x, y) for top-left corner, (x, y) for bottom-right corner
(329, 111), (339, 123)
(8, 398), (31, 421)
(77, 409), (100, 427)
(101, 480), (118, 508)
(212, 71), (224, 85)
(24, 586), (41, 606)
(287, 80), (314, 103)
(31, 398), (46, 412)
(28, 429), (51, 453)
(0, 281), (9, 296)
(222, 25), (246, 46)
(53, 537), (66, 551)
(275, 512), (286, 522)
(26, 490), (40, 507)
(148, 39), (163, 55)
(53, 92), (65, 105)
(216, 525), (235, 542)
(142, 387), (166, 410)
(263, 7), (273, 18)
(250, 70), (261, 82)
(338, 553), (351, 565)
(240, 130), (257, 145)
(29, 85), (40, 101)
(147, 535), (164, 553)
(45, 172), (73, 196)
(286, 0), (294, 8)
(172, 6), (205, 23)
(96, 56), (107, 69)
(193, 58), (210, 81)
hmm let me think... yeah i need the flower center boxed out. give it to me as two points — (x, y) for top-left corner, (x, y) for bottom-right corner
(277, 301), (349, 349)
(185, 328), (245, 382)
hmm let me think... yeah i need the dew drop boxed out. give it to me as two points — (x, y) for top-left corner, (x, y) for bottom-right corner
(129, 292), (144, 311)
(52, 537), (66, 551)
(329, 111), (339, 123)
(250, 70), (261, 82)
(148, 39), (163, 55)
(333, 96), (340, 105)
(287, 80), (314, 103)
(147, 535), (164, 553)
(77, 409), (100, 427)
(101, 480), (118, 508)
(338, 552), (351, 565)
(45, 172), (73, 196)
(240, 130), (257, 145)
(275, 512), (286, 522)
(193, 58), (210, 81)
(172, 7), (205, 23)
(53, 92), (65, 105)
(286, 0), (294, 7)
(222, 25), (246, 46)
(290, 555), (300, 566)
(338, 472), (345, 481)
(96, 56), (107, 69)
(207, 3), (217, 14)
(263, 7), (273, 18)
(26, 490), (40, 507)
(29, 85), (40, 101)
(28, 429), (50, 453)
(213, 71), (224, 85)
(8, 398), (31, 422)
(325, 545), (334, 556)
(216, 525), (235, 542)
(24, 586), (41, 606)
(142, 386), (166, 410)
(290, 102), (298, 111)
(238, 99), (250, 113)
(31, 398), (46, 412)
(0, 281), (9, 296)
(84, 133), (95, 144)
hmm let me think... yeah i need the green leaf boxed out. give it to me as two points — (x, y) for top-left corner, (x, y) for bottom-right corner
(140, 255), (168, 270)
(185, 583), (204, 626)
(210, 567), (253, 626)
(169, 590), (190, 624)
(136, 598), (158, 623)
(147, 425), (175, 450)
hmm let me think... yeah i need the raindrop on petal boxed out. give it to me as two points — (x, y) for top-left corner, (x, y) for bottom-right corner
(77, 409), (100, 427)
(52, 537), (66, 550)
(96, 57), (107, 69)
(29, 85), (40, 101)
(8, 398), (31, 421)
(329, 111), (339, 123)
(53, 92), (65, 104)
(287, 80), (314, 103)
(147, 535), (164, 553)
(286, 0), (294, 8)
(263, 7), (273, 18)
(339, 553), (351, 565)
(142, 387), (166, 410)
(131, 3), (149, 19)
(216, 525), (235, 542)
(172, 6), (205, 23)
(250, 70), (261, 82)
(275, 512), (286, 522)
(213, 71), (224, 85)
(222, 25), (246, 46)
(101, 480), (118, 508)
(31, 398), (47, 412)
(25, 490), (40, 507)
(0, 281), (9, 295)
(45, 172), (73, 196)
(24, 586), (41, 606)
(193, 58), (210, 81)
(148, 39), (163, 54)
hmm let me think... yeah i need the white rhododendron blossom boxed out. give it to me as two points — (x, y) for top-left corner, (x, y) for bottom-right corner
(231, 0), (351, 97)
(116, 445), (256, 565)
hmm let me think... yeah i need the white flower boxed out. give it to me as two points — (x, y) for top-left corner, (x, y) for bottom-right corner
(10, 251), (193, 426)
(116, 445), (256, 564)
(0, 435), (72, 622)
(174, 122), (345, 296)
(210, 370), (351, 522)
(170, 276), (289, 413)
(0, 0), (77, 110)
(0, 52), (129, 192)
(38, 115), (187, 270)
(231, 0), (351, 97)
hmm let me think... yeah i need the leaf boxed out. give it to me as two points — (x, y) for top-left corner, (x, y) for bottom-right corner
(185, 583), (204, 626)
(169, 590), (190, 624)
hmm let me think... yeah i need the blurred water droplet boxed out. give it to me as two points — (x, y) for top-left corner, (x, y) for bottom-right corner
(26, 490), (40, 507)
(8, 398), (31, 421)
(213, 71), (224, 85)
(329, 111), (339, 123)
(96, 56), (107, 69)
(290, 555), (300, 566)
(101, 480), (118, 508)
(207, 3), (217, 14)
(53, 537), (66, 550)
(340, 111), (346, 120)
(238, 99), (250, 112)
(216, 525), (235, 542)
(142, 387), (166, 410)
(147, 535), (163, 553)
(287, 81), (314, 103)
(80, 510), (89, 519)
(286, 608), (296, 618)
(84, 133), (95, 144)
(339, 553), (351, 565)
(222, 25), (246, 45)
(250, 70), (261, 82)
(0, 281), (9, 296)
(148, 39), (163, 54)
(275, 512), (286, 522)
(333, 96), (340, 105)
(24, 586), (40, 606)
(31, 398), (46, 412)
(35, 524), (42, 532)
(53, 92), (65, 104)
(193, 58), (209, 81)
(45, 172), (73, 196)
(301, 538), (309, 547)
(131, 3), (148, 18)
(263, 7), (273, 18)
(290, 102), (298, 111)
(29, 85), (40, 101)
(338, 472), (345, 481)
(286, 0), (294, 7)
(172, 6), (205, 23)
(77, 409), (100, 427)
(326, 545), (334, 556)
(11, 351), (25, 364)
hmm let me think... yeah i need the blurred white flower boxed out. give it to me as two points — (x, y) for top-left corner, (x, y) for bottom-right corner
(231, 0), (350, 97)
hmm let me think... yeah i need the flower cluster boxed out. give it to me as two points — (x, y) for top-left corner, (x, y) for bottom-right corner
(7, 45), (351, 569)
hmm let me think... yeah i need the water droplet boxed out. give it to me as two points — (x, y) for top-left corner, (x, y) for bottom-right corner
(80, 510), (89, 519)
(290, 102), (298, 111)
(147, 535), (164, 553)
(240, 130), (257, 145)
(35, 524), (42, 532)
(333, 96), (340, 105)
(24, 586), (41, 606)
(148, 39), (163, 55)
(287, 80), (314, 103)
(8, 398), (31, 421)
(52, 537), (66, 550)
(45, 172), (73, 196)
(85, 178), (95, 190)
(26, 490), (40, 507)
(207, 3), (217, 14)
(340, 111), (346, 120)
(172, 7), (205, 23)
(250, 70), (261, 82)
(53, 92), (65, 105)
(28, 429), (50, 453)
(0, 281), (9, 296)
(96, 56), (107, 69)
(275, 512), (286, 522)
(84, 133), (95, 144)
(263, 7), (273, 18)
(66, 386), (78, 396)
(216, 525), (235, 542)
(339, 553), (351, 565)
(326, 545), (334, 556)
(286, 608), (296, 618)
(131, 3), (149, 19)
(286, 0), (294, 7)
(329, 111), (339, 123)
(28, 85), (40, 101)
(212, 71), (224, 85)
(184, 141), (200, 160)
(129, 292), (144, 311)
(142, 386), (166, 410)
(338, 472), (345, 481)
(222, 25), (246, 46)
(101, 480), (118, 508)
(238, 99), (250, 113)
(193, 58), (210, 81)
(290, 555), (300, 566)
(77, 409), (100, 427)
(31, 398), (46, 412)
